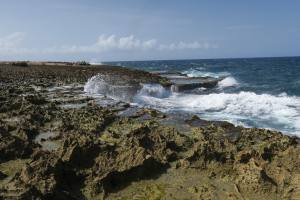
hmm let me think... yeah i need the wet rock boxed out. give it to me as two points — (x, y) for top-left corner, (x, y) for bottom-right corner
(153, 71), (221, 92)
(170, 76), (221, 92)
(0, 171), (7, 180)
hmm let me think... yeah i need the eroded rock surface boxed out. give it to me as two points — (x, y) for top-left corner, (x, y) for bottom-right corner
(0, 63), (299, 200)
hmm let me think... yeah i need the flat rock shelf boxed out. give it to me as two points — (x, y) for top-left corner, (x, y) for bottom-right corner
(153, 71), (221, 92)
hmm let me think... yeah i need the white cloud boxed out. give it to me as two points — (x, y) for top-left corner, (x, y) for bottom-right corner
(96, 35), (157, 50)
(56, 35), (217, 53)
(42, 35), (158, 54)
(159, 41), (218, 50)
(0, 33), (218, 56)
(62, 35), (158, 53)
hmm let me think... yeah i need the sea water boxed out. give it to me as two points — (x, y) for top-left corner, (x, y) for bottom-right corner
(87, 57), (300, 136)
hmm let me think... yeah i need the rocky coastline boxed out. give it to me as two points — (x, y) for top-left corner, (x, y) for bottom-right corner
(0, 62), (299, 200)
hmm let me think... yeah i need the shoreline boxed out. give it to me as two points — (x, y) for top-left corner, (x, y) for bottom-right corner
(0, 62), (300, 199)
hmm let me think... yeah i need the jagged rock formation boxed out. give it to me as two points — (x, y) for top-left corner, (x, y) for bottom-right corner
(0, 63), (299, 200)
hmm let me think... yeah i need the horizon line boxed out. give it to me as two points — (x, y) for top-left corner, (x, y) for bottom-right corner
(103, 55), (300, 63)
(1, 55), (300, 64)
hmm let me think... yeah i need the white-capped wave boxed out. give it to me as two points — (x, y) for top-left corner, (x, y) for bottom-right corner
(84, 75), (300, 136)
(135, 87), (300, 136)
(137, 84), (171, 98)
(182, 69), (230, 78)
(218, 77), (239, 89)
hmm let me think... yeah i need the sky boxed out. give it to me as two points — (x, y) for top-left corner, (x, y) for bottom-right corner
(0, 0), (300, 61)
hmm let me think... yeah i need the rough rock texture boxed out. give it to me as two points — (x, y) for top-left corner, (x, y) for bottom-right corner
(0, 63), (299, 200)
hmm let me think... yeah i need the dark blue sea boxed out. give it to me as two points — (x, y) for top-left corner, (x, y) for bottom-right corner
(101, 57), (300, 136)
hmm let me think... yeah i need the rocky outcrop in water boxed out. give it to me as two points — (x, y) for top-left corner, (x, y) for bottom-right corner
(154, 71), (221, 92)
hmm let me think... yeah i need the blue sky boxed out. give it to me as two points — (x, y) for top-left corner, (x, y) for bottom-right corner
(0, 0), (299, 61)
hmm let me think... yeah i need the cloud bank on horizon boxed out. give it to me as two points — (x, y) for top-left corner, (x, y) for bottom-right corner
(0, 32), (218, 59)
(48, 34), (218, 53)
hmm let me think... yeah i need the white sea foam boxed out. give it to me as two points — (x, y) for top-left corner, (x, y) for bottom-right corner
(217, 77), (239, 88)
(182, 69), (230, 78)
(135, 86), (300, 136)
(137, 84), (171, 98)
(84, 75), (300, 136)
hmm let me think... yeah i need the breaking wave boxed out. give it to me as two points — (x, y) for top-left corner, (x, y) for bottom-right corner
(84, 75), (300, 136)
(136, 84), (171, 98)
(135, 85), (300, 136)
(217, 77), (239, 89)
(182, 69), (230, 78)
(84, 74), (139, 102)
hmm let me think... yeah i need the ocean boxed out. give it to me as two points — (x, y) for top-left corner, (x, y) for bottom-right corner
(99, 57), (300, 136)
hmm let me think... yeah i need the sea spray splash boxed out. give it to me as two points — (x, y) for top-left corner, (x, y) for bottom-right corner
(84, 74), (109, 95)
(182, 69), (230, 78)
(137, 84), (171, 98)
(217, 77), (239, 89)
(133, 89), (300, 136)
(106, 57), (300, 135)
(133, 84), (172, 106)
(84, 74), (140, 102)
